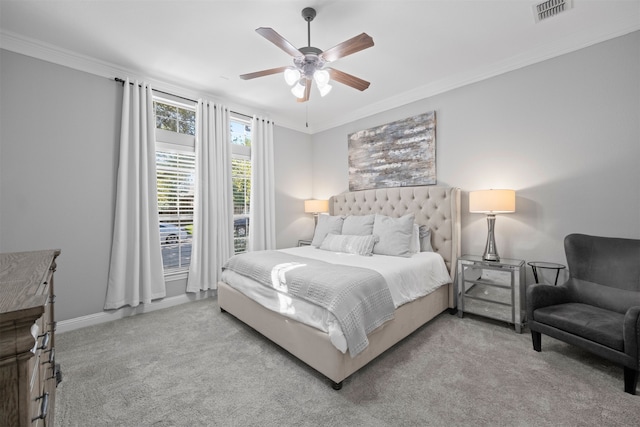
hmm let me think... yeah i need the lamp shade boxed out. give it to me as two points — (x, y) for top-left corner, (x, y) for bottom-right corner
(284, 68), (301, 86)
(291, 82), (306, 98)
(314, 69), (330, 86)
(318, 84), (332, 97)
(469, 189), (515, 214)
(304, 199), (329, 213)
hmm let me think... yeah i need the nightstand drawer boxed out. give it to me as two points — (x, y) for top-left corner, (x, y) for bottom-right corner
(463, 286), (513, 324)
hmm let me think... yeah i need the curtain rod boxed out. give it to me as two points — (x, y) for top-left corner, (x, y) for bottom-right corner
(114, 77), (261, 122)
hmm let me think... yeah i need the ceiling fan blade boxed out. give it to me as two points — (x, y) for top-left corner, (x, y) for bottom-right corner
(328, 68), (370, 91)
(320, 33), (374, 62)
(296, 80), (312, 103)
(256, 27), (302, 58)
(240, 66), (289, 80)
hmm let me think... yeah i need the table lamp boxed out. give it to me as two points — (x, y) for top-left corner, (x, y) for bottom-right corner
(304, 199), (329, 225)
(469, 189), (516, 262)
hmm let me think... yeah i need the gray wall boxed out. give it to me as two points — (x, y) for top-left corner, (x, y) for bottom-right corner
(274, 126), (314, 247)
(2, 31), (638, 321)
(1, 51), (121, 320)
(0, 49), (313, 321)
(311, 31), (640, 284)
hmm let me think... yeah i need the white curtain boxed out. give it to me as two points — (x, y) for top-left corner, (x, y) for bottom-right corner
(105, 79), (165, 309)
(248, 116), (276, 251)
(186, 100), (234, 292)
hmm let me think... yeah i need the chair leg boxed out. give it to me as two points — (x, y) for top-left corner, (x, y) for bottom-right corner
(624, 367), (638, 395)
(531, 331), (541, 352)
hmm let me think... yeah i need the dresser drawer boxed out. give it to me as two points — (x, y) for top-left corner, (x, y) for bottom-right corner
(0, 249), (61, 427)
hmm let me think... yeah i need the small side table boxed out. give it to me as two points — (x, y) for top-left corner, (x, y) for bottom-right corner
(298, 239), (312, 247)
(528, 261), (566, 285)
(457, 255), (526, 333)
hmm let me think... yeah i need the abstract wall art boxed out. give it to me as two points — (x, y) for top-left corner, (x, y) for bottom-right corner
(348, 111), (436, 191)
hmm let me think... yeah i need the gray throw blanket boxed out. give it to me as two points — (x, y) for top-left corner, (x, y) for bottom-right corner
(223, 250), (395, 357)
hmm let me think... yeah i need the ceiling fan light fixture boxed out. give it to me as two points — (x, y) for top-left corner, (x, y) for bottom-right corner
(318, 83), (332, 97)
(240, 7), (373, 103)
(313, 69), (330, 87)
(284, 68), (301, 86)
(291, 81), (306, 98)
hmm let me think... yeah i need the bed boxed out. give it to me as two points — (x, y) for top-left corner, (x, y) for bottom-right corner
(218, 186), (461, 389)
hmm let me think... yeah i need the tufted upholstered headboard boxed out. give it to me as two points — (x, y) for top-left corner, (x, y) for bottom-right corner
(330, 186), (461, 279)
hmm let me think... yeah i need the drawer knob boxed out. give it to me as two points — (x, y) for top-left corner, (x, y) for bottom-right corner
(43, 347), (55, 365)
(31, 392), (49, 422)
(38, 332), (50, 350)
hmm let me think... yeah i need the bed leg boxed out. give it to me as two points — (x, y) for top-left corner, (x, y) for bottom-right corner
(331, 381), (343, 390)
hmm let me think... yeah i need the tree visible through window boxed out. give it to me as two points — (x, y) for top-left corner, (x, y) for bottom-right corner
(155, 101), (196, 135)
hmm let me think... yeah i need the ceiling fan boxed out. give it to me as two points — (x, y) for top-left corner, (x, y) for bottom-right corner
(240, 7), (374, 103)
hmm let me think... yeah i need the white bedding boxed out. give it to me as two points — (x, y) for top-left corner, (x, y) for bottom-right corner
(220, 246), (452, 353)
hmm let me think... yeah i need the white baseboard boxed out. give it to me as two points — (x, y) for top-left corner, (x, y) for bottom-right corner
(56, 291), (216, 334)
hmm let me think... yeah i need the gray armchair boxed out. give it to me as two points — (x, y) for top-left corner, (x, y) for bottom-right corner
(526, 233), (640, 395)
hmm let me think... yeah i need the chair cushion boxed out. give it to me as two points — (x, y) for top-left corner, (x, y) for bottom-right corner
(533, 303), (625, 351)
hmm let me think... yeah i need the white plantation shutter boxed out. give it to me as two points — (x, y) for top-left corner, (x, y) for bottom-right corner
(232, 157), (251, 254)
(156, 150), (196, 271)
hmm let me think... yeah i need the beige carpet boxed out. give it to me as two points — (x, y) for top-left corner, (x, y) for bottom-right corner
(54, 297), (640, 426)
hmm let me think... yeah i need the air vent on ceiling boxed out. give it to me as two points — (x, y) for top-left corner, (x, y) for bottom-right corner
(534, 0), (573, 23)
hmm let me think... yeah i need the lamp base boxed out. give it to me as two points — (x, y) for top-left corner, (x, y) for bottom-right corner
(482, 214), (500, 262)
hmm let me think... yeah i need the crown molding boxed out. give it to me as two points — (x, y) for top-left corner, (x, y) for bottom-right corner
(0, 30), (128, 80)
(3, 22), (639, 136)
(0, 30), (277, 126)
(309, 23), (640, 134)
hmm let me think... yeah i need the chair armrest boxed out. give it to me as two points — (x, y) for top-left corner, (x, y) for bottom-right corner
(623, 306), (640, 363)
(526, 283), (571, 322)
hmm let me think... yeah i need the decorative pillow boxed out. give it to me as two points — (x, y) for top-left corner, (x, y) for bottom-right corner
(419, 225), (434, 252)
(342, 214), (375, 236)
(311, 214), (344, 247)
(372, 213), (415, 257)
(319, 233), (378, 256)
(409, 224), (420, 253)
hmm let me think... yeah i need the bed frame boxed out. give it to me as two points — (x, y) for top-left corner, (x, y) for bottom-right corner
(218, 186), (461, 389)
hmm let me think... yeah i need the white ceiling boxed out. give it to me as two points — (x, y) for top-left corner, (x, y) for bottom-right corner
(1, 1), (638, 133)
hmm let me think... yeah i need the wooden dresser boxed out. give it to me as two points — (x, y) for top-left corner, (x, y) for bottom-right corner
(0, 250), (61, 427)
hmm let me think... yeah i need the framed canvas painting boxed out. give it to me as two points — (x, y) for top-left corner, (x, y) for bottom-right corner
(348, 111), (436, 191)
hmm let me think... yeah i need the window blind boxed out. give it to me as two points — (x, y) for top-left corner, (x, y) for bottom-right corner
(156, 150), (196, 271)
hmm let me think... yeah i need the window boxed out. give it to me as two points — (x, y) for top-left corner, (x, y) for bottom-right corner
(154, 97), (196, 273)
(153, 98), (252, 273)
(231, 116), (252, 254)
(155, 100), (196, 135)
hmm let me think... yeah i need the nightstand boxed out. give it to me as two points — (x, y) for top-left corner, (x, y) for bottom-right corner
(298, 239), (312, 247)
(457, 255), (526, 332)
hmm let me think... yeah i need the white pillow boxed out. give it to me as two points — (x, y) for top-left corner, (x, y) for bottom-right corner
(409, 224), (420, 253)
(342, 214), (375, 235)
(419, 225), (434, 252)
(372, 213), (415, 257)
(311, 214), (344, 247)
(319, 233), (378, 256)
